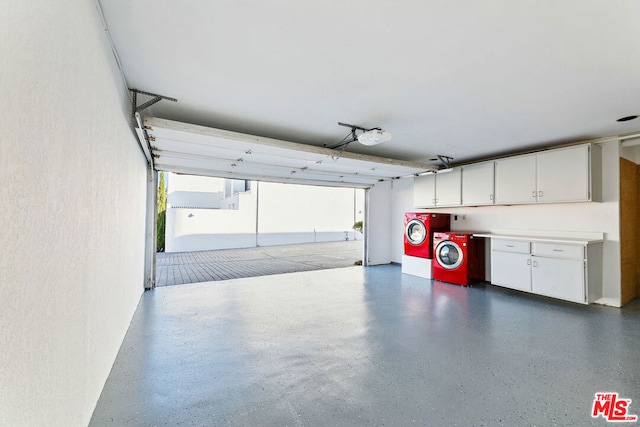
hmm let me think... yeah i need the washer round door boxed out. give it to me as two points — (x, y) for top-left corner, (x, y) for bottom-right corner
(435, 240), (464, 270)
(405, 219), (427, 246)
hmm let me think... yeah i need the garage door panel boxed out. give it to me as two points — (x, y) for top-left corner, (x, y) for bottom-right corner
(145, 117), (436, 187)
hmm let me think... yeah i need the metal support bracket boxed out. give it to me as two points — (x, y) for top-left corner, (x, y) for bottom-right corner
(437, 155), (454, 169)
(130, 88), (177, 116)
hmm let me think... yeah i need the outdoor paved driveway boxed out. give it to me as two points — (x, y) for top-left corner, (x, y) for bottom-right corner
(156, 240), (363, 287)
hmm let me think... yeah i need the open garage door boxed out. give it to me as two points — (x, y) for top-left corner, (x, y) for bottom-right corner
(143, 117), (437, 188)
(139, 117), (437, 288)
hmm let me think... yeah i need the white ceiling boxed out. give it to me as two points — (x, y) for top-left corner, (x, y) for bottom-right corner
(99, 1), (640, 166)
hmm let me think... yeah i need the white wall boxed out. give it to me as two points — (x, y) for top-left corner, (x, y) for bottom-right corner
(169, 190), (224, 209)
(258, 182), (363, 245)
(169, 173), (226, 192)
(167, 173), (224, 208)
(389, 141), (623, 306)
(621, 140), (640, 164)
(389, 178), (415, 264)
(366, 181), (392, 265)
(165, 191), (258, 251)
(0, 2), (147, 426)
(165, 178), (365, 252)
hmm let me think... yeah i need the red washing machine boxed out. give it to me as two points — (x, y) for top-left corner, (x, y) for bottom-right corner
(404, 212), (450, 259)
(432, 232), (486, 286)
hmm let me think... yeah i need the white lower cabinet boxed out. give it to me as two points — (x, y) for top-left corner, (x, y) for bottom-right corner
(490, 237), (600, 304)
(531, 256), (585, 303)
(491, 251), (532, 292)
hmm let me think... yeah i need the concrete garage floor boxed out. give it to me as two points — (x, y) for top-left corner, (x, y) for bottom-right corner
(91, 265), (640, 426)
(156, 241), (364, 286)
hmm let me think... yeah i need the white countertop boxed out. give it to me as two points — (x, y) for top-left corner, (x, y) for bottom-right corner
(473, 233), (603, 245)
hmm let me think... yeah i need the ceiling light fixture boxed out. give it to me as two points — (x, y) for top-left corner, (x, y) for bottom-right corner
(357, 129), (392, 146)
(331, 122), (392, 150)
(417, 155), (454, 174)
(419, 168), (453, 176)
(434, 168), (453, 174)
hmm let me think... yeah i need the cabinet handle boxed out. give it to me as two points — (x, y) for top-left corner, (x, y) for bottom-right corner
(489, 194), (493, 201)
(538, 191), (543, 197)
(533, 261), (538, 267)
(553, 249), (563, 252)
(532, 191), (536, 198)
(527, 259), (531, 266)
(506, 244), (515, 248)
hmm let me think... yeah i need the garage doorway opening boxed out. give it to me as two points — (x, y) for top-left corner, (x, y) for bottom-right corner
(155, 172), (365, 287)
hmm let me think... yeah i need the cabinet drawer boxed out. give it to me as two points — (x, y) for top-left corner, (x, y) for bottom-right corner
(532, 242), (583, 260)
(492, 239), (529, 254)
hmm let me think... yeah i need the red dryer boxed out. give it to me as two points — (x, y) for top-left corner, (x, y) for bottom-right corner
(432, 232), (486, 286)
(404, 212), (451, 259)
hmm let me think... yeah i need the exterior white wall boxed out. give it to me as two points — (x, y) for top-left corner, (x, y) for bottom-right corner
(0, 2), (147, 426)
(257, 182), (363, 246)
(167, 173), (225, 208)
(169, 190), (224, 209)
(166, 191), (258, 251)
(165, 178), (365, 252)
(169, 173), (226, 192)
(390, 141), (623, 306)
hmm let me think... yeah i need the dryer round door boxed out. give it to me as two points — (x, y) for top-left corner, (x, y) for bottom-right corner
(405, 219), (427, 246)
(435, 240), (464, 270)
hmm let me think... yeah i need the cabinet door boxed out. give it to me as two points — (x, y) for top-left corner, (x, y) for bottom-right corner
(435, 167), (461, 206)
(531, 257), (585, 303)
(495, 155), (537, 204)
(536, 145), (590, 203)
(462, 162), (494, 205)
(413, 175), (436, 208)
(491, 252), (532, 292)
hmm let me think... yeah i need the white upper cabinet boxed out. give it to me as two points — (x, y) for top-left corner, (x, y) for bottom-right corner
(462, 162), (495, 205)
(435, 168), (462, 206)
(536, 144), (592, 203)
(416, 143), (600, 208)
(495, 154), (537, 204)
(413, 168), (461, 208)
(413, 174), (436, 208)
(494, 144), (601, 205)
